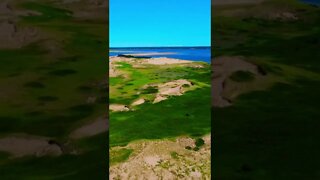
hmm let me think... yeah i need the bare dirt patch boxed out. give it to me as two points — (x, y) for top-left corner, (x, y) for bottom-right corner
(110, 134), (211, 180)
(212, 56), (273, 107)
(131, 98), (145, 106)
(155, 79), (193, 103)
(0, 21), (43, 49)
(0, 135), (63, 158)
(146, 79), (193, 103)
(69, 116), (108, 139)
(109, 104), (130, 112)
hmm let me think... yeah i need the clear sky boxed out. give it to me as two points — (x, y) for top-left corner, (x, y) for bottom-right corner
(110, 0), (210, 47)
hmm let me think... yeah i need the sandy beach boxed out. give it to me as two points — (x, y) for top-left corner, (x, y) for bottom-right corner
(124, 52), (177, 56)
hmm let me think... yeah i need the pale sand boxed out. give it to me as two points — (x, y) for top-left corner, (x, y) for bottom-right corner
(131, 98), (145, 106)
(124, 52), (177, 56)
(109, 56), (193, 65)
(69, 116), (108, 139)
(149, 79), (193, 103)
(143, 57), (192, 65)
(212, 56), (257, 107)
(0, 135), (62, 157)
(110, 134), (211, 180)
(109, 104), (130, 112)
(0, 115), (108, 158)
(212, 56), (279, 107)
(109, 56), (193, 78)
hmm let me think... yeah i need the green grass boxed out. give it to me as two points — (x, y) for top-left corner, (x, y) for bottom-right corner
(213, 79), (320, 179)
(110, 63), (210, 105)
(229, 71), (255, 82)
(170, 152), (179, 159)
(110, 148), (133, 165)
(195, 138), (205, 147)
(20, 2), (72, 22)
(213, 0), (320, 179)
(110, 86), (211, 147)
(0, 1), (108, 179)
(213, 0), (320, 72)
(0, 133), (108, 179)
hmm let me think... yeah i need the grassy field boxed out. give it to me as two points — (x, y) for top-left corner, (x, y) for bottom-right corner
(109, 60), (211, 146)
(213, 0), (320, 179)
(0, 1), (108, 179)
(109, 57), (212, 178)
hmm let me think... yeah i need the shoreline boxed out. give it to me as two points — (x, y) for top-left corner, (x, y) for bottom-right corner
(109, 55), (210, 64)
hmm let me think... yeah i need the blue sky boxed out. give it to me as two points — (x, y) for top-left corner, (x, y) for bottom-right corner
(110, 0), (210, 47)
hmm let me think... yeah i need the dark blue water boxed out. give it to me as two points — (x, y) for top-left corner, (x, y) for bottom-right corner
(301, 0), (320, 6)
(109, 47), (211, 63)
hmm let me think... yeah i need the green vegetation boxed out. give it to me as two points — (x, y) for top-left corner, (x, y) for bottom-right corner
(195, 138), (205, 147)
(20, 2), (72, 22)
(110, 87), (211, 146)
(170, 152), (179, 159)
(110, 148), (133, 165)
(229, 71), (255, 82)
(0, 0), (107, 179)
(213, 0), (320, 179)
(0, 134), (107, 179)
(109, 59), (211, 147)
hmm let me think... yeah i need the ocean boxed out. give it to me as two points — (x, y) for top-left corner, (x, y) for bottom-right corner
(109, 47), (211, 63)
